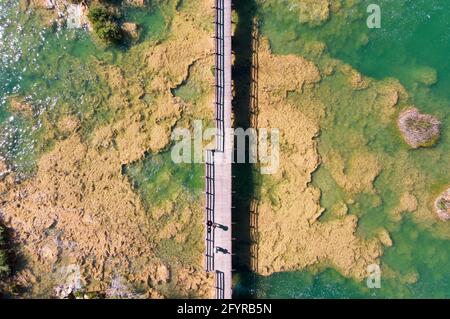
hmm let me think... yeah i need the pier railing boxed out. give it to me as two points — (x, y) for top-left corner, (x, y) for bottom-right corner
(204, 0), (231, 300)
(214, 0), (225, 152)
(249, 19), (260, 276)
(205, 150), (215, 272)
(215, 271), (225, 299)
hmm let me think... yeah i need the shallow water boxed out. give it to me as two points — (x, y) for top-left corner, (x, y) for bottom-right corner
(124, 150), (203, 210)
(235, 0), (450, 299)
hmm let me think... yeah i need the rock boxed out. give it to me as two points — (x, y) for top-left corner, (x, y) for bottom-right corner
(31, 0), (56, 10)
(40, 242), (59, 264)
(19, 0), (30, 11)
(411, 66), (438, 86)
(434, 188), (450, 221)
(156, 264), (170, 284)
(57, 116), (80, 134)
(0, 161), (7, 174)
(0, 160), (10, 180)
(122, 22), (140, 43)
(298, 0), (330, 27)
(9, 97), (33, 115)
(124, 0), (147, 7)
(322, 65), (334, 76)
(377, 229), (393, 247)
(398, 107), (441, 148)
(54, 264), (83, 298)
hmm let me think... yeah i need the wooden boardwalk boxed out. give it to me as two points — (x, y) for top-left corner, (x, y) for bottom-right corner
(204, 0), (233, 299)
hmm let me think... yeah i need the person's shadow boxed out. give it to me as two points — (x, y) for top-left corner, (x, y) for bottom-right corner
(215, 246), (230, 254)
(214, 223), (229, 231)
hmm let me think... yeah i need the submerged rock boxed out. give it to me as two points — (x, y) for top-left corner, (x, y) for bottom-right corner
(57, 115), (80, 134)
(9, 97), (33, 115)
(298, 0), (330, 27)
(398, 107), (441, 148)
(0, 160), (8, 178)
(33, 0), (56, 10)
(125, 0), (147, 7)
(434, 188), (450, 221)
(411, 66), (438, 86)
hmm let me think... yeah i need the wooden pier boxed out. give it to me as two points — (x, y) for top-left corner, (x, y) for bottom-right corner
(204, 0), (233, 299)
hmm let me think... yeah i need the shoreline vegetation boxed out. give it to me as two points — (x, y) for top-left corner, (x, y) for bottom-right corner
(86, 1), (142, 45)
(87, 4), (126, 45)
(28, 0), (142, 45)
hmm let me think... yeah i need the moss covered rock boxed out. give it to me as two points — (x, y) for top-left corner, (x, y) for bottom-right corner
(434, 188), (450, 221)
(398, 107), (441, 148)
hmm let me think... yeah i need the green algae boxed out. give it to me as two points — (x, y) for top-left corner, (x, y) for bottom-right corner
(123, 147), (208, 299)
(124, 147), (204, 268)
(123, 5), (167, 42)
(172, 80), (204, 105)
(124, 149), (203, 210)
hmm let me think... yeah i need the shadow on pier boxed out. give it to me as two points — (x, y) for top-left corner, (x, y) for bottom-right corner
(231, 0), (260, 298)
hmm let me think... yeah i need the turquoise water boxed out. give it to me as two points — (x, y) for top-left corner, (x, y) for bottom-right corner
(236, 217), (449, 298)
(235, 0), (450, 299)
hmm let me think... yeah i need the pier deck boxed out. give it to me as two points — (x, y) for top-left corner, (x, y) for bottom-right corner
(204, 0), (233, 299)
